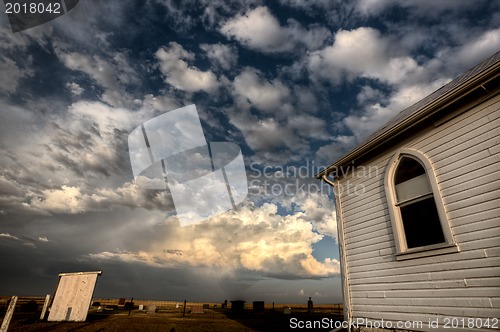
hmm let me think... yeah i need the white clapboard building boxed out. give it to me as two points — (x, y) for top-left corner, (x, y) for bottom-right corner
(317, 51), (500, 331)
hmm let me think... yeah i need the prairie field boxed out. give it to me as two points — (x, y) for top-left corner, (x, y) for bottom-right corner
(1, 297), (344, 331)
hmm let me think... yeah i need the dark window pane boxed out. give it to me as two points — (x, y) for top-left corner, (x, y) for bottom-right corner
(395, 157), (426, 185)
(400, 197), (445, 248)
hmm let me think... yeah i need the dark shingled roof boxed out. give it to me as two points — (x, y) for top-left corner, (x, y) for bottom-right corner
(316, 50), (500, 178)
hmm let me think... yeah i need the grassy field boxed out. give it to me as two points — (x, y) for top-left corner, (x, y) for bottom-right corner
(1, 297), (344, 331)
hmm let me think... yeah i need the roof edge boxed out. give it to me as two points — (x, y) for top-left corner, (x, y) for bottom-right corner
(316, 54), (500, 179)
(58, 271), (103, 276)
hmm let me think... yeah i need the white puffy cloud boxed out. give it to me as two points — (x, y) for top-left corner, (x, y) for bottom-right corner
(307, 26), (499, 143)
(288, 114), (330, 141)
(298, 195), (337, 240)
(140, 94), (181, 114)
(220, 6), (330, 54)
(0, 233), (19, 240)
(229, 111), (327, 164)
(0, 56), (32, 95)
(89, 195), (340, 279)
(445, 28), (500, 70)
(220, 6), (287, 53)
(27, 182), (174, 215)
(356, 85), (386, 105)
(232, 113), (301, 152)
(31, 185), (83, 214)
(40, 100), (139, 179)
(200, 43), (238, 71)
(308, 27), (421, 85)
(54, 47), (139, 107)
(344, 78), (450, 141)
(229, 68), (331, 162)
(0, 97), (180, 216)
(155, 42), (220, 93)
(233, 67), (291, 113)
(315, 135), (357, 167)
(66, 82), (84, 96)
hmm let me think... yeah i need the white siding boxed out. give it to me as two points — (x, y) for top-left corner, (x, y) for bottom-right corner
(337, 94), (500, 331)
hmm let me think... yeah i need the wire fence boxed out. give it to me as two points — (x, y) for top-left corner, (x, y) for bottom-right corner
(0, 296), (343, 318)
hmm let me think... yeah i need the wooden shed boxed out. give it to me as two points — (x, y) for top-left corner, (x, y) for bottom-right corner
(317, 51), (500, 331)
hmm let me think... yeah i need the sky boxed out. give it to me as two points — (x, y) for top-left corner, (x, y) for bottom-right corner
(0, 0), (499, 304)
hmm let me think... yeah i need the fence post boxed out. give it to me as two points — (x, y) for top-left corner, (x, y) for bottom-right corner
(182, 300), (187, 317)
(40, 294), (51, 320)
(0, 296), (18, 332)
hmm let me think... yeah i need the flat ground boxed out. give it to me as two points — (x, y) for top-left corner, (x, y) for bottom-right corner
(4, 306), (343, 331)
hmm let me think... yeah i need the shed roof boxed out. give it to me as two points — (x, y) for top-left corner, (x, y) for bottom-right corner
(316, 51), (500, 179)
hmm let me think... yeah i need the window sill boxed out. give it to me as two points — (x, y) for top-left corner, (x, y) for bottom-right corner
(396, 243), (459, 261)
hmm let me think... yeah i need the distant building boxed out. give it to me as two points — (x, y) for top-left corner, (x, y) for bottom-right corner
(317, 52), (500, 331)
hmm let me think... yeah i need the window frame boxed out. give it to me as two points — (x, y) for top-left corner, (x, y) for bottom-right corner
(384, 149), (458, 260)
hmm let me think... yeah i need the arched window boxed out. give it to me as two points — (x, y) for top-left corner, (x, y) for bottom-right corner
(385, 149), (457, 260)
(394, 156), (445, 248)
